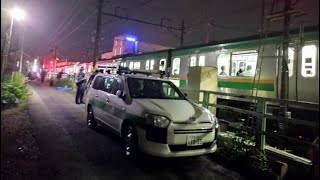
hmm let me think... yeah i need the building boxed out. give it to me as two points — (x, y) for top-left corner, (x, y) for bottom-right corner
(101, 34), (172, 59)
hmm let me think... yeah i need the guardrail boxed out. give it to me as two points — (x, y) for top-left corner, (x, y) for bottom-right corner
(180, 88), (319, 164)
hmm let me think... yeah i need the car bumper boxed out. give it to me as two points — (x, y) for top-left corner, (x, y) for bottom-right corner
(136, 124), (218, 157)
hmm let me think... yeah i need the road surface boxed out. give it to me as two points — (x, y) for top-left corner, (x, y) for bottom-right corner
(27, 80), (245, 180)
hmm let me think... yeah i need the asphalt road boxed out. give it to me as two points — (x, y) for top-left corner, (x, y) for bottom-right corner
(27, 80), (245, 180)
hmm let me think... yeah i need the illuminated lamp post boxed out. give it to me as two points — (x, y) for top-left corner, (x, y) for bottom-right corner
(1, 7), (26, 78)
(10, 8), (26, 73)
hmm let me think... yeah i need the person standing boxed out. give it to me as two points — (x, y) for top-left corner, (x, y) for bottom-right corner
(40, 69), (46, 83)
(75, 67), (87, 104)
(57, 70), (63, 85)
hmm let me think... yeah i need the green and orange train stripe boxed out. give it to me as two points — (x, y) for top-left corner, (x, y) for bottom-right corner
(218, 78), (274, 91)
(175, 78), (274, 91)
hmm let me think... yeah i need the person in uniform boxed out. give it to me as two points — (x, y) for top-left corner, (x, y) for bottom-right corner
(75, 67), (87, 104)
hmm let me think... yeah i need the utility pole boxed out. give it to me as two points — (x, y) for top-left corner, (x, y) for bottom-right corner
(280, 0), (290, 115)
(92, 0), (103, 69)
(19, 26), (25, 72)
(179, 19), (185, 47)
(279, 0), (291, 135)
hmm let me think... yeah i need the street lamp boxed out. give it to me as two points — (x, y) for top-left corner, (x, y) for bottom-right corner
(1, 7), (26, 78)
(10, 8), (27, 73)
(10, 8), (26, 21)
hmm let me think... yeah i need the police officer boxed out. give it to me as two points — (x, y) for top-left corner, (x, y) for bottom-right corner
(75, 67), (86, 104)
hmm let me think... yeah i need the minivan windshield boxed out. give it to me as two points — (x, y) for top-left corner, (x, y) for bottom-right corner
(127, 78), (185, 99)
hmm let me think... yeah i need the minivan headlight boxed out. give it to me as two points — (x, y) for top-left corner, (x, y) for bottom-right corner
(145, 114), (170, 128)
(210, 114), (219, 129)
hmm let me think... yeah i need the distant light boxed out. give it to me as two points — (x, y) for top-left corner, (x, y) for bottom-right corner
(32, 64), (37, 72)
(56, 58), (59, 60)
(126, 37), (136, 42)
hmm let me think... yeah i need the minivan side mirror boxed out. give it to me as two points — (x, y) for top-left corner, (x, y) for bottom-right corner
(116, 90), (126, 100)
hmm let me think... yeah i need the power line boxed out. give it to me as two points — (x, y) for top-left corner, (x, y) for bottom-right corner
(53, 9), (97, 46)
(46, 0), (82, 44)
(46, 9), (82, 46)
(36, 0), (82, 54)
(101, 0), (155, 27)
(102, 12), (181, 30)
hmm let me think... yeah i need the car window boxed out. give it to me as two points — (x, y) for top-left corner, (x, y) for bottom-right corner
(92, 76), (103, 90)
(127, 78), (185, 99)
(100, 77), (114, 93)
(110, 78), (123, 95)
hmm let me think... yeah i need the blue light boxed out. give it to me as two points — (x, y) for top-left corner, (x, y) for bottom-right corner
(126, 37), (136, 42)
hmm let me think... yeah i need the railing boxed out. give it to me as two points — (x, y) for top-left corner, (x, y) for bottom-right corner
(180, 88), (319, 164)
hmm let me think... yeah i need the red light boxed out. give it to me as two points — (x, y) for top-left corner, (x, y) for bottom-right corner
(50, 61), (53, 64)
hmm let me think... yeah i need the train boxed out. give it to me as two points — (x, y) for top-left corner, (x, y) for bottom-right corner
(65, 26), (318, 114)
(93, 26), (318, 102)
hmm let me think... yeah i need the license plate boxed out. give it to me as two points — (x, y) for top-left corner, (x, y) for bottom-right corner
(187, 135), (203, 146)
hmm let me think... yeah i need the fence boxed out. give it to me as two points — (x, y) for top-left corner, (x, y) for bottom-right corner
(180, 88), (319, 164)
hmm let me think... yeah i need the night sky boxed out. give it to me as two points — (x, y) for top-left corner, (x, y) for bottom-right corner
(1, 0), (319, 62)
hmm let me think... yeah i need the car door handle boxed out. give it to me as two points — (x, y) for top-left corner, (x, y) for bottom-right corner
(95, 94), (99, 97)
(106, 98), (110, 103)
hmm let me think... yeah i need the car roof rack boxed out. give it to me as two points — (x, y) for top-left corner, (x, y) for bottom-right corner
(97, 65), (166, 78)
(117, 66), (166, 78)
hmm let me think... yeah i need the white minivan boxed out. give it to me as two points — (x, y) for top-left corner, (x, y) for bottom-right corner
(85, 72), (219, 158)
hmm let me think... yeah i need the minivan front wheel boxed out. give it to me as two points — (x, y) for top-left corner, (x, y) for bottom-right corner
(123, 125), (138, 159)
(87, 106), (97, 129)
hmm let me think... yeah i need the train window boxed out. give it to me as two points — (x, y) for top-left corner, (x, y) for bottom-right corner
(150, 60), (155, 70)
(199, 56), (205, 66)
(133, 62), (140, 70)
(301, 45), (316, 77)
(217, 54), (230, 76)
(129, 62), (134, 69)
(288, 47), (294, 77)
(120, 62), (127, 67)
(159, 59), (166, 71)
(190, 56), (196, 67)
(146, 60), (150, 70)
(172, 58), (181, 75)
(231, 50), (257, 76)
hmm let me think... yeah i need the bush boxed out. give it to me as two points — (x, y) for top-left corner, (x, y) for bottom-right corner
(57, 79), (74, 88)
(1, 72), (30, 109)
(209, 130), (276, 180)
